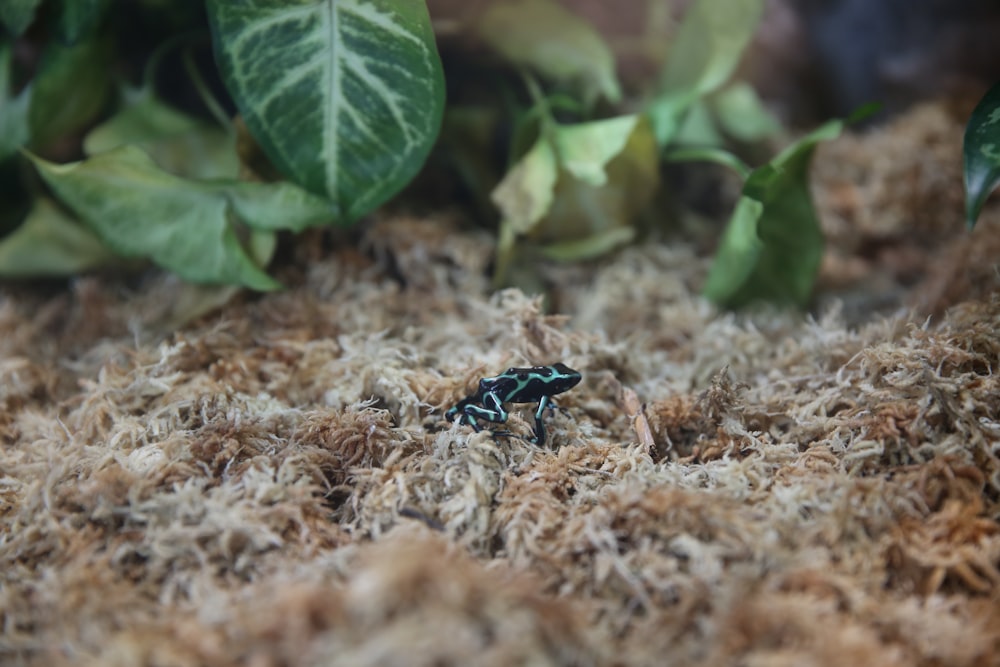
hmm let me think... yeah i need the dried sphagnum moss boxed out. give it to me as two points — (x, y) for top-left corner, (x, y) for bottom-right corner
(3, 105), (1000, 666)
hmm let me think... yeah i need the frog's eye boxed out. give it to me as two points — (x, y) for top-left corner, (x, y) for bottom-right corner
(516, 372), (528, 381)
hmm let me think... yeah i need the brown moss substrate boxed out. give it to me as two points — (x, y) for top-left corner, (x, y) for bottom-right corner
(3, 103), (1000, 666)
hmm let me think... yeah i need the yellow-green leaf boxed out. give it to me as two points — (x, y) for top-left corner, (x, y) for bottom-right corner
(539, 115), (658, 244)
(492, 136), (559, 236)
(492, 114), (658, 280)
(537, 226), (635, 262)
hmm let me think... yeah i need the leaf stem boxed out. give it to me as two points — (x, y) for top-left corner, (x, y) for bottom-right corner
(521, 71), (558, 139)
(182, 48), (233, 134)
(663, 146), (751, 180)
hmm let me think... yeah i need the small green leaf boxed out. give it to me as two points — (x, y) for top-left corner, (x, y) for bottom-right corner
(0, 41), (30, 162)
(0, 0), (43, 36)
(673, 99), (724, 147)
(0, 198), (118, 277)
(711, 82), (781, 142)
(27, 146), (336, 290)
(963, 81), (1000, 229)
(648, 0), (764, 146)
(703, 117), (848, 308)
(56, 0), (111, 44)
(478, 0), (621, 106)
(658, 0), (763, 94)
(84, 88), (240, 179)
(645, 95), (689, 150)
(207, 0), (445, 223)
(29, 35), (113, 148)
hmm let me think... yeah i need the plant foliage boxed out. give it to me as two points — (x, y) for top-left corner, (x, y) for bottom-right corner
(648, 0), (764, 147)
(478, 0), (845, 307)
(1, 0), (872, 310)
(492, 113), (658, 282)
(963, 81), (1000, 228)
(0, 0), (444, 287)
(702, 120), (840, 308)
(207, 0), (444, 221)
(478, 0), (620, 107)
(29, 146), (338, 289)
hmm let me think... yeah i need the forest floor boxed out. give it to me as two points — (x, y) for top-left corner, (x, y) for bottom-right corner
(2, 101), (1000, 666)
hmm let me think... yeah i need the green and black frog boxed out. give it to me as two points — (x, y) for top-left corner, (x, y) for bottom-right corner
(446, 363), (581, 446)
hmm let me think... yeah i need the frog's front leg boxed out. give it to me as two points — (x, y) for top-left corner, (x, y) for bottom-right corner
(446, 396), (479, 427)
(531, 395), (552, 446)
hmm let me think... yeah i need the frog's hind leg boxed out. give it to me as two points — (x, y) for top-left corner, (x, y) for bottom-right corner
(460, 393), (508, 433)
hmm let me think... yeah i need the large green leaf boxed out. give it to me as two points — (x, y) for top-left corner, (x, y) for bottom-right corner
(647, 0), (763, 147)
(29, 146), (337, 289)
(84, 88), (239, 179)
(703, 117), (848, 308)
(29, 35), (113, 148)
(222, 179), (339, 231)
(0, 0), (42, 36)
(0, 41), (30, 162)
(478, 0), (620, 107)
(963, 80), (1000, 229)
(56, 0), (112, 44)
(207, 0), (445, 222)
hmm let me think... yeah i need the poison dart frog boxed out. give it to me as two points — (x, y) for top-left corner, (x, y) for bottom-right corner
(446, 363), (581, 446)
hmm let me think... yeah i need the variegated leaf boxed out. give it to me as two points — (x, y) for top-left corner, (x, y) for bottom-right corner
(207, 0), (445, 222)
